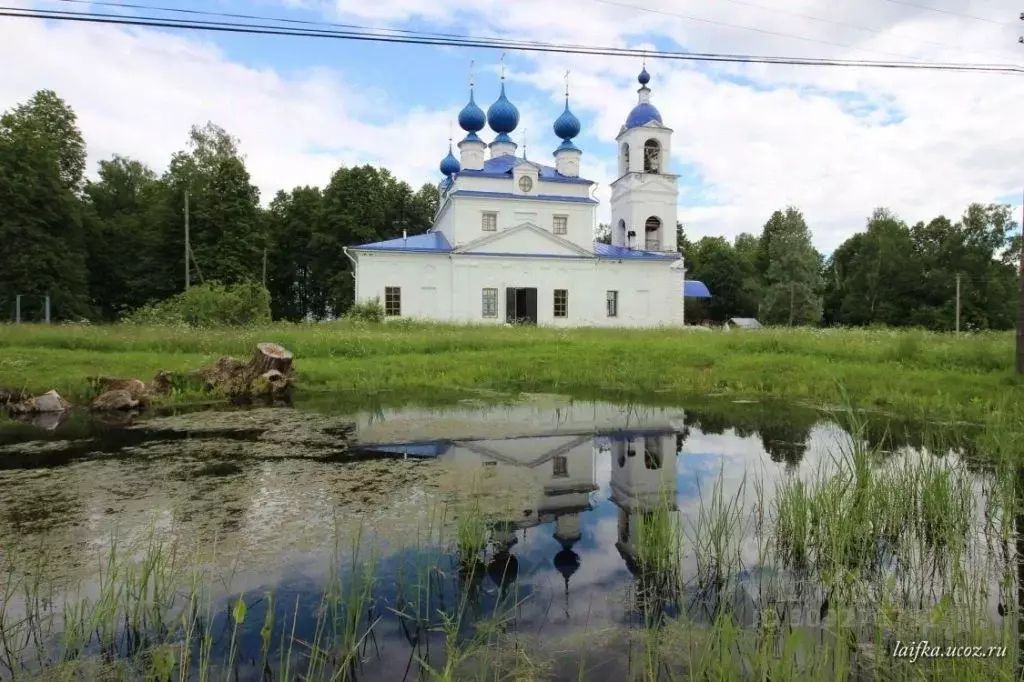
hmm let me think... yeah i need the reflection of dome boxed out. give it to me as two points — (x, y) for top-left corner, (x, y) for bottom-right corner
(554, 547), (581, 585)
(487, 551), (520, 588)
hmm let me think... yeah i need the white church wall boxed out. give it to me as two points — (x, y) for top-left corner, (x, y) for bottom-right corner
(354, 251), (684, 328)
(452, 174), (593, 200)
(353, 251), (453, 320)
(449, 196), (596, 249)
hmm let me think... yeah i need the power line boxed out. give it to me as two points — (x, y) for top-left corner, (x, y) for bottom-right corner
(47, 0), (1024, 65)
(3, 7), (1022, 74)
(591, 0), (989, 64)
(876, 0), (1014, 26)
(611, 0), (1022, 63)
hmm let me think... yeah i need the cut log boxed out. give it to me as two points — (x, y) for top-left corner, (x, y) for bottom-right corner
(91, 389), (140, 412)
(89, 377), (148, 401)
(10, 390), (71, 414)
(245, 343), (294, 380)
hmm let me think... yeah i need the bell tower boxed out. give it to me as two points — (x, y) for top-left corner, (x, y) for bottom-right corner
(609, 64), (679, 252)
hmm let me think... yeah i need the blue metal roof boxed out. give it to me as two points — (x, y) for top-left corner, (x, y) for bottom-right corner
(683, 280), (712, 298)
(351, 232), (452, 253)
(624, 102), (663, 130)
(593, 242), (679, 260)
(458, 154), (593, 184)
(449, 190), (597, 204)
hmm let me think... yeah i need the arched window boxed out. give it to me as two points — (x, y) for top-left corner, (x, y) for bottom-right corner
(645, 217), (662, 251)
(615, 218), (626, 245)
(643, 139), (661, 173)
(620, 143), (630, 175)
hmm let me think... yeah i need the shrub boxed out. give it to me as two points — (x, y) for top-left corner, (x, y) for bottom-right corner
(124, 282), (272, 327)
(344, 298), (384, 323)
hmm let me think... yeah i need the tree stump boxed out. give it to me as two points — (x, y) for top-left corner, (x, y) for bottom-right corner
(91, 389), (140, 412)
(245, 343), (294, 381)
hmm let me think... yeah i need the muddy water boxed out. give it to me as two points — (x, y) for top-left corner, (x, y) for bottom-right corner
(0, 397), (1001, 680)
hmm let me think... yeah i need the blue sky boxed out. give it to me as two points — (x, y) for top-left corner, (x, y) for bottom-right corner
(2, 0), (1022, 251)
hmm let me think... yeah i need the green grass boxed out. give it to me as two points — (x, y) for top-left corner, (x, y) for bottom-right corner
(0, 322), (1021, 424)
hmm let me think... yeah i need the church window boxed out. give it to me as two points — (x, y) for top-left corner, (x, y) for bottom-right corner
(645, 216), (662, 251)
(482, 212), (497, 231)
(384, 287), (401, 317)
(552, 215), (568, 235)
(621, 143), (630, 175)
(553, 455), (568, 478)
(606, 290), (619, 318)
(482, 288), (498, 318)
(554, 289), (568, 318)
(643, 139), (661, 173)
(518, 176), (534, 192)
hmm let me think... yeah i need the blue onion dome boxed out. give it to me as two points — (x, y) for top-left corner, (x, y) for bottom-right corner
(553, 100), (581, 141)
(624, 102), (662, 129)
(439, 144), (460, 176)
(487, 82), (520, 134)
(458, 91), (486, 133)
(638, 66), (651, 85)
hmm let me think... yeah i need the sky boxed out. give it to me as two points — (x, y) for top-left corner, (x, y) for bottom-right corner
(1, 0), (1023, 253)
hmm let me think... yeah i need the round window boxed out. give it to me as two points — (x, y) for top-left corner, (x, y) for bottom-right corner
(518, 176), (533, 192)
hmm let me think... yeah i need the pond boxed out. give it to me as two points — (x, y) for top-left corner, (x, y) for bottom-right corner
(0, 396), (1018, 681)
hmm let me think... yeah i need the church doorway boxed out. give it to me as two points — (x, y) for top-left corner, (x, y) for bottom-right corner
(506, 287), (538, 325)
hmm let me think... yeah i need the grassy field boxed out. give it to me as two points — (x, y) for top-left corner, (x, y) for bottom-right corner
(0, 322), (1021, 424)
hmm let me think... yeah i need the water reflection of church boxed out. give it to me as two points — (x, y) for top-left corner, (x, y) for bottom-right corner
(360, 426), (686, 597)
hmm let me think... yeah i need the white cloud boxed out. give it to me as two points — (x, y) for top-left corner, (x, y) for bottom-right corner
(1, 0), (1022, 252)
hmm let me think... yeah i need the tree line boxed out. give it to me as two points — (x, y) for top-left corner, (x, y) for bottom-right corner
(2, 89), (1019, 329)
(680, 205), (1021, 330)
(0, 90), (437, 322)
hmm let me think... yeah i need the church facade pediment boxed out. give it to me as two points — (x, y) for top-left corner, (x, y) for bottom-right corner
(455, 222), (594, 258)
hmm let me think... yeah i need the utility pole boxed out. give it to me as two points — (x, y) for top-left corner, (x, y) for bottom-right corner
(1017, 186), (1024, 374)
(184, 190), (191, 291)
(955, 272), (961, 335)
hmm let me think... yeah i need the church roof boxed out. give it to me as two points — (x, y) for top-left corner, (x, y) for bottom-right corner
(592, 243), (679, 260)
(449, 190), (597, 204)
(458, 154), (593, 184)
(350, 231), (452, 253)
(351, 233), (683, 261)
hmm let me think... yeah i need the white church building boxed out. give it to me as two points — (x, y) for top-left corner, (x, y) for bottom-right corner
(344, 64), (710, 326)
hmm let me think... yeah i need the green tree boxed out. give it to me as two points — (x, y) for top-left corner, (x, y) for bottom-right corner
(0, 91), (90, 320)
(758, 207), (822, 326)
(823, 208), (917, 327)
(265, 186), (325, 321)
(163, 123), (263, 288)
(83, 156), (169, 319)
